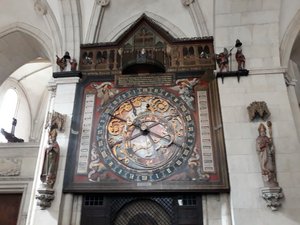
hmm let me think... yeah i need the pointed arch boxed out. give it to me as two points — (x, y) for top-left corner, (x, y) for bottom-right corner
(0, 23), (53, 85)
(280, 9), (300, 68)
(0, 22), (52, 59)
(104, 11), (186, 42)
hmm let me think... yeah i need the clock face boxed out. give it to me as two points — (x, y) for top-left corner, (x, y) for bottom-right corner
(96, 87), (196, 182)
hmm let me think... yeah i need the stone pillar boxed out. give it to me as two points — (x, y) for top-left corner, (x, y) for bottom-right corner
(26, 76), (79, 225)
(60, 194), (74, 225)
(220, 194), (232, 225)
(286, 77), (300, 140)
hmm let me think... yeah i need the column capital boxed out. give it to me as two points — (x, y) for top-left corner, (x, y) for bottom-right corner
(181, 0), (194, 6)
(285, 74), (298, 86)
(96, 0), (110, 7)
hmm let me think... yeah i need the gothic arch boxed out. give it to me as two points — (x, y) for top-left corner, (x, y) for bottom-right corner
(104, 11), (186, 42)
(280, 9), (300, 68)
(0, 22), (52, 59)
(0, 22), (53, 85)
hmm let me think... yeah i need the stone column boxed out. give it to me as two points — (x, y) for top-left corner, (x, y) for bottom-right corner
(60, 193), (74, 225)
(26, 76), (79, 225)
(220, 193), (232, 225)
(286, 77), (300, 140)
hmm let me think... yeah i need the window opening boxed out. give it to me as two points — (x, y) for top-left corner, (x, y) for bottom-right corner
(0, 88), (18, 142)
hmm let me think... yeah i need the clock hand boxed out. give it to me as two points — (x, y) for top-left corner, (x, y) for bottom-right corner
(112, 130), (145, 146)
(129, 100), (137, 116)
(108, 114), (184, 148)
(108, 113), (141, 128)
(108, 113), (127, 123)
(148, 130), (182, 148)
(146, 133), (160, 153)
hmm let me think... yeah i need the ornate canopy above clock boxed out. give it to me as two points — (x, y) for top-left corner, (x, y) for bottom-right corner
(63, 14), (229, 193)
(79, 14), (215, 77)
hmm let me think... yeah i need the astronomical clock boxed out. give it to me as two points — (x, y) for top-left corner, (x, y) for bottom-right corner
(63, 15), (229, 192)
(97, 87), (196, 182)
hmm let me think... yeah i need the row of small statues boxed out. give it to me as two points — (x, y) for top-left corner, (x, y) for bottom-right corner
(57, 39), (246, 73)
(216, 39), (246, 72)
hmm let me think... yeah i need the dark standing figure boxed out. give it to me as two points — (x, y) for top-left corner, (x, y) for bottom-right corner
(235, 39), (246, 70)
(216, 48), (229, 72)
(56, 51), (71, 71)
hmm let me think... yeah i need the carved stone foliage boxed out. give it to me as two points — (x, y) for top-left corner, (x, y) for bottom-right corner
(261, 187), (284, 211)
(0, 158), (21, 176)
(247, 101), (271, 121)
(36, 188), (55, 210)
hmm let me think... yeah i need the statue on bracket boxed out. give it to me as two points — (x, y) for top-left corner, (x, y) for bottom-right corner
(216, 48), (229, 72)
(56, 51), (77, 72)
(256, 121), (283, 211)
(248, 101), (283, 210)
(36, 111), (66, 209)
(216, 39), (249, 83)
(40, 123), (60, 188)
(235, 39), (246, 71)
(256, 122), (277, 187)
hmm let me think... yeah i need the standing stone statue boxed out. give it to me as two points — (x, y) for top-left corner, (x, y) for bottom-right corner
(256, 122), (278, 187)
(40, 124), (60, 189)
(36, 111), (65, 209)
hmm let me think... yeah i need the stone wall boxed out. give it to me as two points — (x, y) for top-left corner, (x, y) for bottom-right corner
(0, 143), (39, 225)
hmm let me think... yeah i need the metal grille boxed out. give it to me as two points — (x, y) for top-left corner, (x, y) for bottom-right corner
(178, 195), (197, 206)
(111, 197), (172, 225)
(84, 194), (104, 206)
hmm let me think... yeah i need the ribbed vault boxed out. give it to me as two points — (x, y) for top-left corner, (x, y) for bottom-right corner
(0, 31), (49, 86)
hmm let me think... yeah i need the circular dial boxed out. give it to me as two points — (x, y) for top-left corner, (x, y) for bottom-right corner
(97, 87), (195, 182)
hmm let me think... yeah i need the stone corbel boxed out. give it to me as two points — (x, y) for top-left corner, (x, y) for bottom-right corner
(261, 187), (284, 211)
(247, 101), (271, 121)
(36, 188), (55, 210)
(249, 102), (284, 210)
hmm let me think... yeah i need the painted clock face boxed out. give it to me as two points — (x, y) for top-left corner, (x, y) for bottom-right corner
(96, 87), (195, 182)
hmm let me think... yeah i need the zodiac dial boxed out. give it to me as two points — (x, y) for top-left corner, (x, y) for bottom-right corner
(96, 87), (196, 182)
